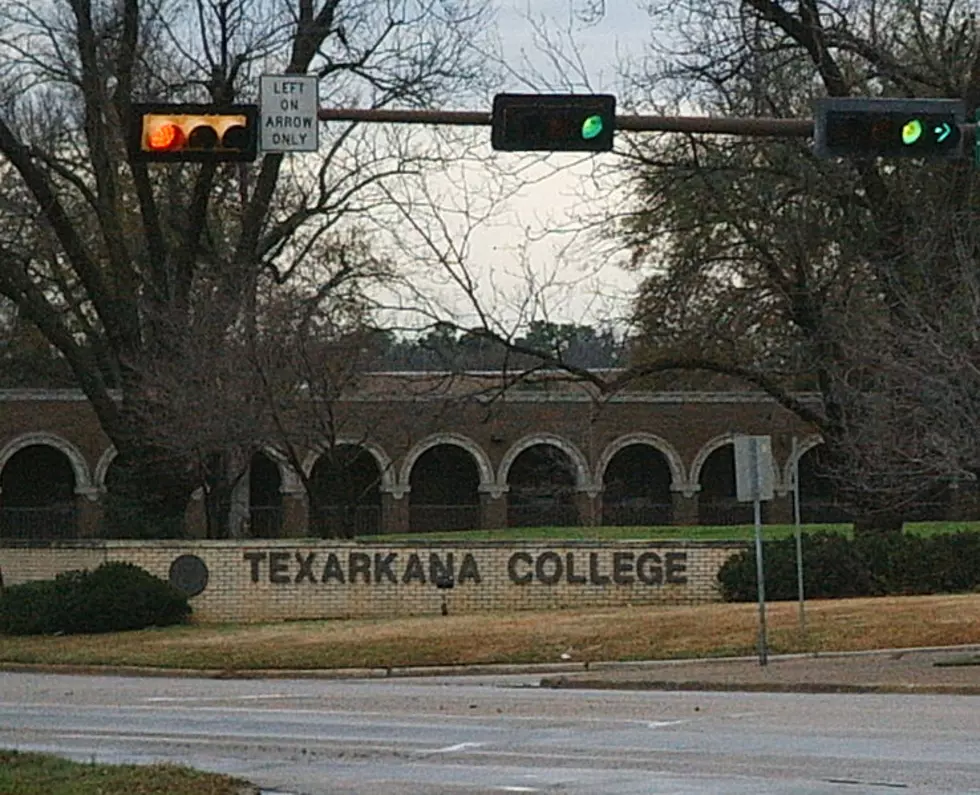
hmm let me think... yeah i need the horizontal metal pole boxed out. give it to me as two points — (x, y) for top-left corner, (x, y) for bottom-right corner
(318, 108), (491, 125)
(317, 107), (815, 137)
(315, 109), (980, 147)
(619, 116), (812, 137)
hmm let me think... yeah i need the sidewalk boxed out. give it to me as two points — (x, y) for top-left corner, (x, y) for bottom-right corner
(539, 646), (980, 695)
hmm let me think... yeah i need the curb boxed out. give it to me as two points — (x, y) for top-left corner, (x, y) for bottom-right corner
(537, 676), (980, 696)
(2, 643), (979, 682)
(0, 660), (590, 680)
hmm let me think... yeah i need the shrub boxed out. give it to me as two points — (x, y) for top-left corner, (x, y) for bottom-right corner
(0, 579), (68, 635)
(717, 531), (980, 602)
(0, 562), (190, 635)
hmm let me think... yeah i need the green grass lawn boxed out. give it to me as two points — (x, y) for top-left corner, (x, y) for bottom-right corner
(362, 521), (980, 544)
(0, 750), (252, 795)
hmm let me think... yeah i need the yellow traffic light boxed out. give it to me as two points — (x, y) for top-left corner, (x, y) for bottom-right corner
(130, 103), (259, 162)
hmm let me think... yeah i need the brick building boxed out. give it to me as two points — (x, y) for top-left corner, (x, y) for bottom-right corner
(0, 373), (853, 539)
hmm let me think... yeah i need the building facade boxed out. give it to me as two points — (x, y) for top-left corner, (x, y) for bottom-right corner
(0, 374), (864, 540)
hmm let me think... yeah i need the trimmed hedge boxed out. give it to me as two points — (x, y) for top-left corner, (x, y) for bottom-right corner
(718, 531), (980, 601)
(0, 562), (191, 635)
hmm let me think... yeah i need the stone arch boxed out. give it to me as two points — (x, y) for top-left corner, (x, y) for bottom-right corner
(94, 445), (118, 491)
(307, 440), (392, 537)
(406, 442), (482, 532)
(256, 446), (303, 494)
(595, 433), (686, 491)
(689, 433), (738, 492)
(303, 439), (396, 491)
(690, 433), (781, 493)
(0, 432), (93, 495)
(782, 435), (824, 493)
(399, 433), (494, 490)
(692, 433), (781, 525)
(498, 433), (592, 491)
(787, 437), (858, 524)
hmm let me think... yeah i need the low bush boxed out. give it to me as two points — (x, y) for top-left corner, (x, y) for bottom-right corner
(718, 531), (980, 601)
(0, 562), (190, 635)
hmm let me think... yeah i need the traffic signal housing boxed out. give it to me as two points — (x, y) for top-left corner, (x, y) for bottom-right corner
(814, 97), (965, 159)
(491, 93), (616, 152)
(130, 103), (259, 162)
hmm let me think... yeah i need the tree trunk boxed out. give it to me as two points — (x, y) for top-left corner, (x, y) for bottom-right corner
(201, 449), (250, 539)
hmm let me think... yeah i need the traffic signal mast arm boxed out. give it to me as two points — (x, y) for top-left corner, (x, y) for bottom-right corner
(316, 106), (815, 137)
(317, 105), (978, 155)
(129, 97), (976, 161)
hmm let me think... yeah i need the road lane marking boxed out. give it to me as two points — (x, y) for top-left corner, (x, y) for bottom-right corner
(144, 694), (293, 703)
(2, 702), (697, 727)
(427, 741), (485, 753)
(645, 720), (689, 728)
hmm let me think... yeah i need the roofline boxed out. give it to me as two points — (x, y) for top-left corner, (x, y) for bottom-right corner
(0, 387), (823, 405)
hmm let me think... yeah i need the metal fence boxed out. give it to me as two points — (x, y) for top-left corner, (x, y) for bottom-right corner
(601, 502), (673, 527)
(507, 503), (581, 528)
(409, 504), (480, 533)
(314, 505), (382, 537)
(798, 499), (853, 525)
(248, 505), (284, 538)
(698, 499), (764, 526)
(0, 505), (78, 541)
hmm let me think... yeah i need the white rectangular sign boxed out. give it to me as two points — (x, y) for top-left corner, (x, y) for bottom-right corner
(260, 74), (319, 153)
(734, 434), (775, 502)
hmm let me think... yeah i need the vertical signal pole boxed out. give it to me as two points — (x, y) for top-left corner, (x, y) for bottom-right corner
(735, 435), (774, 667)
(750, 439), (768, 667)
(792, 437), (806, 636)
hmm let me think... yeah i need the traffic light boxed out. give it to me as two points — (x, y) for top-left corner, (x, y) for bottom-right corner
(491, 93), (616, 152)
(814, 98), (965, 159)
(130, 103), (259, 162)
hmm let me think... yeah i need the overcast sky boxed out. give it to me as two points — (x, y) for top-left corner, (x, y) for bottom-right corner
(375, 1), (657, 336)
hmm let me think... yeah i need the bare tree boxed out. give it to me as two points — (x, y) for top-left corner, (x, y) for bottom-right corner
(0, 0), (493, 533)
(586, 0), (980, 530)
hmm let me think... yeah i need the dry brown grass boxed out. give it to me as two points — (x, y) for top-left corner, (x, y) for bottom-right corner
(2, 594), (979, 671)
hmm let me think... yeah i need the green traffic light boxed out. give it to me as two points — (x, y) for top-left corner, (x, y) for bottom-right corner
(902, 119), (923, 145)
(581, 114), (604, 140)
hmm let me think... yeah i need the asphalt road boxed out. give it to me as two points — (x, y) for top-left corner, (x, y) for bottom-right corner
(1, 671), (979, 794)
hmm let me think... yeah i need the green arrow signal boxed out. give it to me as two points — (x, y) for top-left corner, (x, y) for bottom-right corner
(976, 112), (980, 167)
(934, 122), (952, 143)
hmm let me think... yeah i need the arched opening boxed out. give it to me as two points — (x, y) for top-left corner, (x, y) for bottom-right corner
(311, 445), (382, 537)
(601, 444), (673, 526)
(0, 444), (77, 539)
(796, 445), (851, 524)
(249, 451), (283, 537)
(796, 445), (952, 524)
(507, 443), (580, 528)
(697, 444), (766, 525)
(408, 444), (480, 532)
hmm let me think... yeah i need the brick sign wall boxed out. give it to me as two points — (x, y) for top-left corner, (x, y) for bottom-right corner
(0, 540), (746, 622)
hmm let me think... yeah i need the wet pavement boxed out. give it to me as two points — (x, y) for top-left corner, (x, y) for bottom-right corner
(3, 666), (980, 794)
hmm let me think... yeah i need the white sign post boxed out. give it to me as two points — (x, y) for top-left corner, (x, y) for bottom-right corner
(734, 434), (774, 666)
(259, 75), (319, 153)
